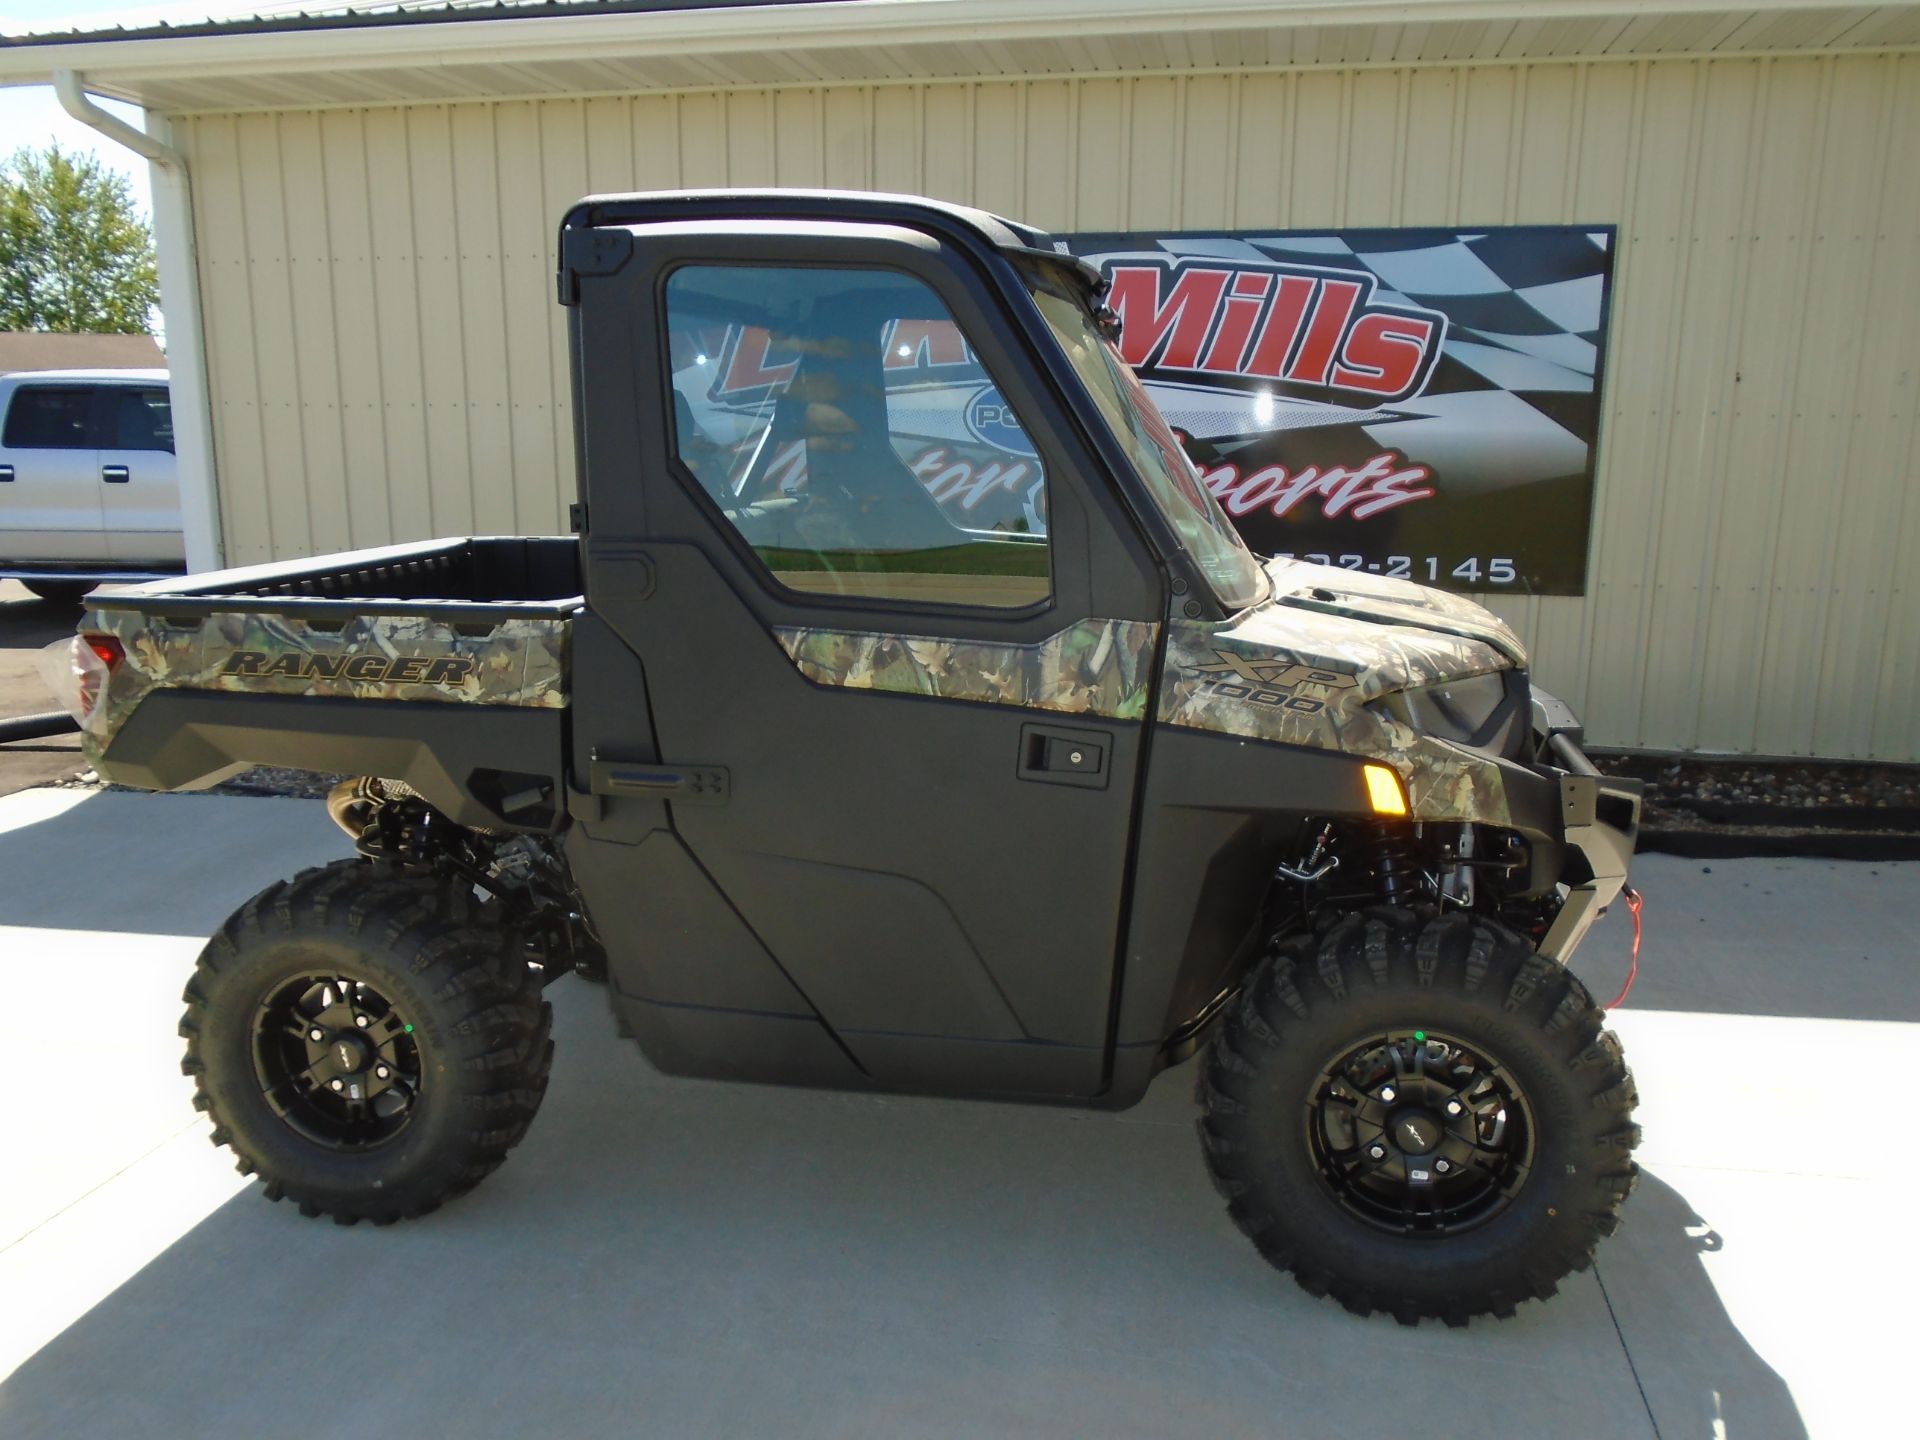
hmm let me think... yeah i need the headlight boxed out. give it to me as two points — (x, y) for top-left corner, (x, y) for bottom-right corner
(1374, 671), (1521, 750)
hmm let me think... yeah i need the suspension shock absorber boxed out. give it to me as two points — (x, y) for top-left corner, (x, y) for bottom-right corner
(1370, 820), (1419, 904)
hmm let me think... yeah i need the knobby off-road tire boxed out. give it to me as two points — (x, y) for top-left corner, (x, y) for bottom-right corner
(1198, 906), (1639, 1325)
(180, 858), (554, 1224)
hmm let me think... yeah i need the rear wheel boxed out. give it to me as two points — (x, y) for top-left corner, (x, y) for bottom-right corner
(23, 580), (91, 605)
(1197, 906), (1639, 1324)
(180, 859), (554, 1224)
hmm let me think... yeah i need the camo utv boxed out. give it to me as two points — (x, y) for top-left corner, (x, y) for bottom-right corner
(53, 191), (1641, 1326)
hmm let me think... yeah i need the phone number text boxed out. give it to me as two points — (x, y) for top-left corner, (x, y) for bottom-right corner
(1277, 553), (1521, 585)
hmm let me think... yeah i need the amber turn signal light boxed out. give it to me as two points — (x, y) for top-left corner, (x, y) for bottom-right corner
(1363, 763), (1408, 816)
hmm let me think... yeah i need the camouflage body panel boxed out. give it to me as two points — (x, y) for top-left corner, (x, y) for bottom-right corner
(774, 617), (1159, 721)
(82, 605), (569, 764)
(1160, 560), (1523, 826)
(1262, 556), (1526, 663)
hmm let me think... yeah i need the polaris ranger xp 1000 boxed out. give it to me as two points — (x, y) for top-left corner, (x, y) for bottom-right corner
(57, 191), (1642, 1326)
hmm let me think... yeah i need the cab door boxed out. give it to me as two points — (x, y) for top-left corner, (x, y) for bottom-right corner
(569, 217), (1165, 1099)
(0, 383), (105, 562)
(96, 382), (184, 565)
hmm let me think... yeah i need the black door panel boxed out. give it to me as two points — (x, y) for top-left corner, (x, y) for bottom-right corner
(730, 852), (1025, 1042)
(597, 544), (1143, 1091)
(565, 216), (1165, 1099)
(566, 827), (814, 1017)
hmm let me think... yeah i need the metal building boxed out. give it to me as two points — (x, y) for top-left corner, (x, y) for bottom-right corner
(3, 0), (1918, 759)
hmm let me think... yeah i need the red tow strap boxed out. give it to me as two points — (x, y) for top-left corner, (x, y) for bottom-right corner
(1603, 885), (1644, 1010)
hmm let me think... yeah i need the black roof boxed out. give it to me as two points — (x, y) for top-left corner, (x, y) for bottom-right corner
(564, 189), (1056, 254)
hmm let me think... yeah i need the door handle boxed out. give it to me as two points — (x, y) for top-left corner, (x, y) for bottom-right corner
(102, 465), (130, 484)
(1017, 722), (1111, 789)
(0, 464), (12, 482)
(589, 753), (730, 805)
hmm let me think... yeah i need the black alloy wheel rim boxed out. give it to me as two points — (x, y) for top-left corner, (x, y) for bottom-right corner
(1305, 1029), (1535, 1235)
(250, 974), (423, 1150)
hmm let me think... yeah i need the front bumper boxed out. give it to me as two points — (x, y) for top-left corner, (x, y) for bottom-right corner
(1534, 731), (1641, 962)
(1507, 693), (1641, 964)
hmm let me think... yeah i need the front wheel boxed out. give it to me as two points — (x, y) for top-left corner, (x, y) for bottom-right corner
(1197, 907), (1639, 1325)
(180, 859), (554, 1224)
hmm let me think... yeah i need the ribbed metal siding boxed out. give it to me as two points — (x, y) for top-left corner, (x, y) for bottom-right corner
(175, 51), (1920, 760)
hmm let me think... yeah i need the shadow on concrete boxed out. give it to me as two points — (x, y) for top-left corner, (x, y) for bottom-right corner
(0, 983), (1804, 1440)
(1596, 1171), (1807, 1439)
(0, 788), (347, 936)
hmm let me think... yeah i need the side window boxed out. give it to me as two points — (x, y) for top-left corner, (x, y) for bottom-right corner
(3, 388), (94, 449)
(108, 388), (174, 453)
(664, 264), (1051, 610)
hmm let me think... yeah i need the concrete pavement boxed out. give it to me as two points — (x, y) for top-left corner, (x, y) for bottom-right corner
(0, 581), (87, 797)
(0, 785), (1911, 1437)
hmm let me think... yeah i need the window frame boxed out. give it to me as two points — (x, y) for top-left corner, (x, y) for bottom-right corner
(98, 384), (175, 454)
(658, 255), (1061, 623)
(2, 385), (99, 451)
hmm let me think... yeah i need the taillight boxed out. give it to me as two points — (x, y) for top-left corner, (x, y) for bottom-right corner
(85, 634), (125, 671)
(38, 633), (122, 732)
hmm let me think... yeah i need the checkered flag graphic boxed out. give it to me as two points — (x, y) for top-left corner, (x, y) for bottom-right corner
(1065, 226), (1617, 593)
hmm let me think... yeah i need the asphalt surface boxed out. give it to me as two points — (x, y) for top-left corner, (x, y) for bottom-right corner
(0, 580), (88, 796)
(0, 786), (1909, 1437)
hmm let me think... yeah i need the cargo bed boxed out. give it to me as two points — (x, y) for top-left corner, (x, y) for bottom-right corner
(74, 538), (579, 819)
(92, 536), (582, 619)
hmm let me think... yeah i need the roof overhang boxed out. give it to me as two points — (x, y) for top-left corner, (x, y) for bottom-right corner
(3, 0), (1916, 112)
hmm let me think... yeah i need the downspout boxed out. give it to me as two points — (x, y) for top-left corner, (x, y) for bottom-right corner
(52, 70), (223, 572)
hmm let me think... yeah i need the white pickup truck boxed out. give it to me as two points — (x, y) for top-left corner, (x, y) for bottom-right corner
(0, 367), (184, 603)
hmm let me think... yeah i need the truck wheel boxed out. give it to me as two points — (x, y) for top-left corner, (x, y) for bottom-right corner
(24, 580), (91, 605)
(1197, 907), (1639, 1325)
(179, 859), (554, 1224)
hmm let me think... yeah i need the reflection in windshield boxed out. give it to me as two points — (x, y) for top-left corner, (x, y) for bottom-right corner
(1023, 267), (1268, 613)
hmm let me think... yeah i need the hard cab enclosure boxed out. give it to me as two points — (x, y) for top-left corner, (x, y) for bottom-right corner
(77, 191), (1635, 1110)
(71, 192), (1644, 1321)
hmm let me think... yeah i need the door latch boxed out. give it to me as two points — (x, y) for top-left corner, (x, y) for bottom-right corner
(1016, 722), (1111, 790)
(589, 752), (729, 804)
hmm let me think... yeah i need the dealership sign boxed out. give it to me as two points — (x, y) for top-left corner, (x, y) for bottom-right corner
(1066, 227), (1617, 594)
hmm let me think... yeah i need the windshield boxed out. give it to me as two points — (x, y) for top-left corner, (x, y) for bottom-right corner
(1021, 263), (1267, 612)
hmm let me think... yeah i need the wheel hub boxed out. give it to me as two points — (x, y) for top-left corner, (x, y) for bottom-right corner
(328, 1032), (372, 1073)
(1391, 1110), (1442, 1156)
(1306, 1030), (1536, 1235)
(251, 975), (422, 1150)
